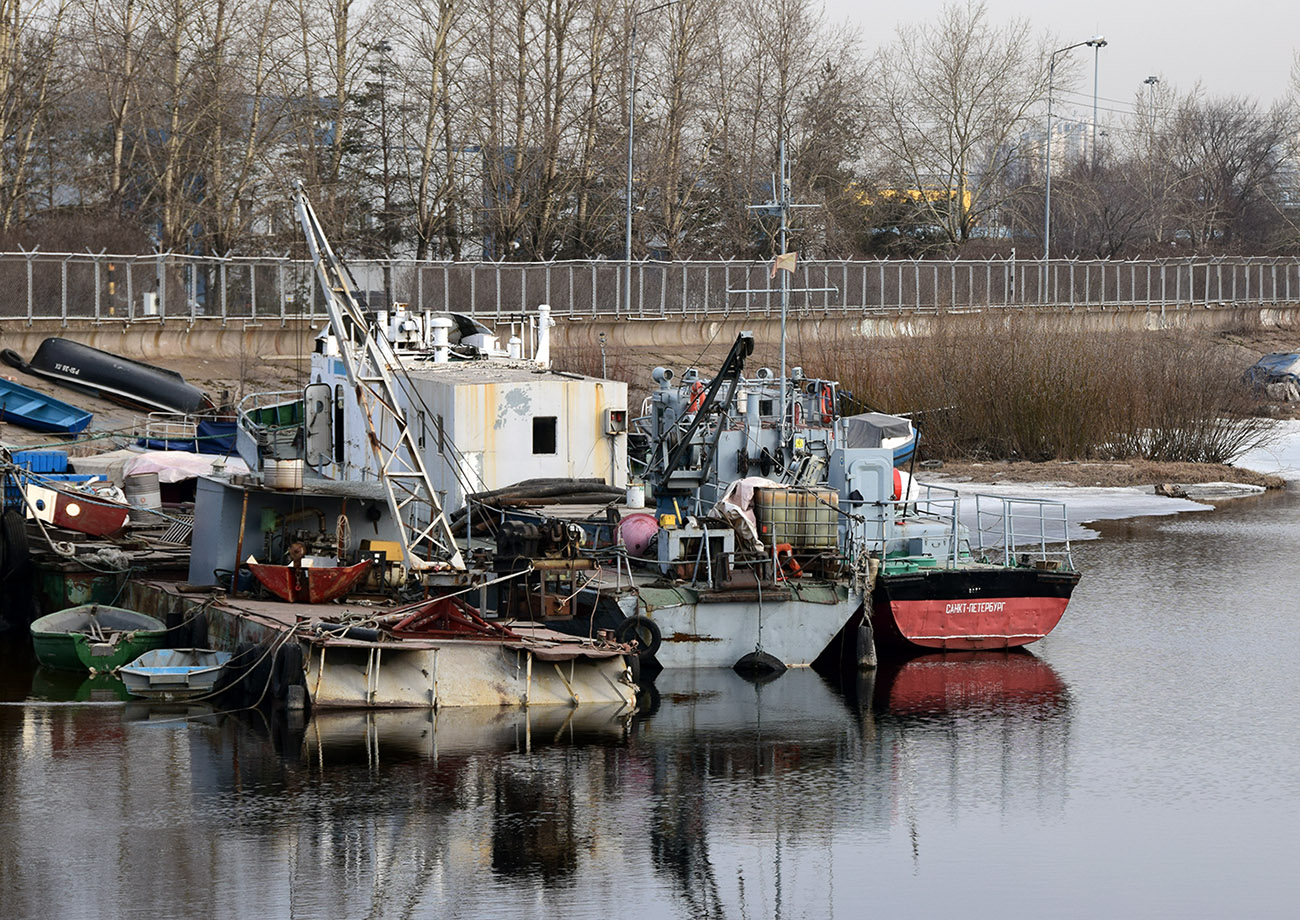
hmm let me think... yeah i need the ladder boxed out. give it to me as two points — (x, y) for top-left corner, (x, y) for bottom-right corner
(292, 186), (465, 571)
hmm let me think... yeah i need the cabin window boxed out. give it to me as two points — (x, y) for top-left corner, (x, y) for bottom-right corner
(533, 416), (557, 454)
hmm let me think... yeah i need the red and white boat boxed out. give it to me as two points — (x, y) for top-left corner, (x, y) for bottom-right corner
(872, 563), (1080, 651)
(23, 482), (130, 537)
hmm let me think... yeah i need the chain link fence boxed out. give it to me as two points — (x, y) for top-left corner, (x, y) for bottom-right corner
(2, 251), (1298, 324)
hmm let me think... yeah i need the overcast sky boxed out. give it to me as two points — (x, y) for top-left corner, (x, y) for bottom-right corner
(825, 1), (1296, 117)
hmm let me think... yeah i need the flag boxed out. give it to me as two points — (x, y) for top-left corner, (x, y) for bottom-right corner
(770, 250), (798, 278)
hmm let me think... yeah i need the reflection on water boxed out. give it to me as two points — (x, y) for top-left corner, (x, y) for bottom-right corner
(0, 652), (1073, 920)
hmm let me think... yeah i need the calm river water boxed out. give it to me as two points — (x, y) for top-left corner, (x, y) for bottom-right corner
(2, 489), (1299, 919)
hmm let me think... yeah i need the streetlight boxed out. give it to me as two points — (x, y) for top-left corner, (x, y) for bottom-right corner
(625, 0), (680, 317)
(1044, 36), (1101, 263)
(1087, 36), (1107, 171)
(1143, 75), (1160, 142)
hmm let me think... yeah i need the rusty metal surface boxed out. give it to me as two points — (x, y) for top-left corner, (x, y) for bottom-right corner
(246, 560), (371, 604)
(389, 596), (520, 640)
(303, 639), (636, 709)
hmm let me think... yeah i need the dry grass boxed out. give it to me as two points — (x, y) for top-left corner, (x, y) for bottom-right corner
(814, 318), (1277, 465)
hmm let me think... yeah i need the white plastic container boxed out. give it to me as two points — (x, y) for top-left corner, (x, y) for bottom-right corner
(265, 458), (304, 490)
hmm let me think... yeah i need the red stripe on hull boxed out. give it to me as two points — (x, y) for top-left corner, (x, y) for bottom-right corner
(877, 595), (1069, 650)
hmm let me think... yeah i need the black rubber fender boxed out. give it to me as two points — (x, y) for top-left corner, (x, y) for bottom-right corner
(615, 614), (662, 660)
(242, 642), (274, 705)
(272, 640), (305, 700)
(2, 509), (29, 579)
(0, 348), (26, 371)
(187, 610), (209, 649)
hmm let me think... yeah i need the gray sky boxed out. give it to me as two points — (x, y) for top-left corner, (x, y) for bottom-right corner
(825, 1), (1296, 115)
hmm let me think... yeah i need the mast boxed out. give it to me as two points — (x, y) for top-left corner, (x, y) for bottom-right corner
(293, 185), (465, 571)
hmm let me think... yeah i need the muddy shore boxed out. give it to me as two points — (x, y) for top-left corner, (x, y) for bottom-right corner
(919, 458), (1286, 490)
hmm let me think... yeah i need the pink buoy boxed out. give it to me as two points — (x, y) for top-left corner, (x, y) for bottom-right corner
(618, 512), (659, 559)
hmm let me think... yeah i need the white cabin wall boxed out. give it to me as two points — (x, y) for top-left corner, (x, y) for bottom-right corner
(309, 352), (628, 509)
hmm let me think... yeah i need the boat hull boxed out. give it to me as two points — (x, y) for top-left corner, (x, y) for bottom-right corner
(635, 582), (864, 669)
(2, 337), (210, 414)
(248, 560), (371, 603)
(873, 566), (1079, 651)
(120, 648), (232, 700)
(0, 378), (92, 434)
(302, 637), (637, 709)
(24, 483), (130, 536)
(31, 605), (169, 672)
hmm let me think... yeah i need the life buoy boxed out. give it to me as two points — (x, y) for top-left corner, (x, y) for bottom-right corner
(687, 382), (706, 413)
(892, 468), (902, 501)
(774, 543), (803, 579)
(820, 384), (834, 424)
(792, 402), (803, 427)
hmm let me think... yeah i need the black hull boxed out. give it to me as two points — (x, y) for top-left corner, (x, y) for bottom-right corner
(2, 338), (210, 414)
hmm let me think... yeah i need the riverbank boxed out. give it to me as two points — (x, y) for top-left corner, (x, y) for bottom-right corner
(921, 458), (1287, 490)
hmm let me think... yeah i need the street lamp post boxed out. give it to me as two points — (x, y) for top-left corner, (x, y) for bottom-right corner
(1088, 36), (1107, 170)
(1044, 36), (1103, 263)
(625, 0), (679, 317)
(1144, 75), (1160, 141)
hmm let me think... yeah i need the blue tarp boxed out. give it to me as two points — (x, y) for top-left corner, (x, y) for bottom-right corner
(136, 420), (237, 455)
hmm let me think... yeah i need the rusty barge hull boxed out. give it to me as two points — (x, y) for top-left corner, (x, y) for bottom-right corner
(68, 579), (635, 710)
(302, 635), (635, 709)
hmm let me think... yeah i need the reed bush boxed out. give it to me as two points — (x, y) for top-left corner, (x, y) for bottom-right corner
(817, 320), (1275, 464)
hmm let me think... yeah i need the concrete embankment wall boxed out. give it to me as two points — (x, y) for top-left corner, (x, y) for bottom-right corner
(3, 302), (1300, 360)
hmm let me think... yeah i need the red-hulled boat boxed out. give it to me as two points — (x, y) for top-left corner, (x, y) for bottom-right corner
(23, 482), (130, 537)
(873, 563), (1080, 651)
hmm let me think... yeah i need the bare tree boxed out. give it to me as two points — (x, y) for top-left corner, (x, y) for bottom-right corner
(867, 0), (1052, 249)
(1165, 90), (1296, 248)
(0, 0), (69, 229)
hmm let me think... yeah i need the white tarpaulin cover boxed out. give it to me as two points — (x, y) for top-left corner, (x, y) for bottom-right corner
(73, 449), (247, 484)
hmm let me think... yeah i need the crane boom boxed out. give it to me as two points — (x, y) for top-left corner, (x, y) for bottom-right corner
(293, 186), (465, 571)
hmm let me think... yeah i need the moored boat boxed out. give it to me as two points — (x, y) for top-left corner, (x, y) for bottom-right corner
(605, 331), (1081, 662)
(873, 562), (1080, 651)
(0, 378), (92, 434)
(31, 605), (169, 672)
(23, 481), (130, 536)
(119, 648), (232, 701)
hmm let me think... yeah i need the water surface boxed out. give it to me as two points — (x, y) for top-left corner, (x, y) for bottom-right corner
(3, 490), (1298, 918)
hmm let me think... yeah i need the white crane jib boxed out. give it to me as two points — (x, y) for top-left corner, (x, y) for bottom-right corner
(292, 186), (465, 571)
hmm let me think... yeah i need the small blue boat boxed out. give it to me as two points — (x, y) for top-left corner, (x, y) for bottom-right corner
(119, 648), (232, 701)
(0, 378), (92, 434)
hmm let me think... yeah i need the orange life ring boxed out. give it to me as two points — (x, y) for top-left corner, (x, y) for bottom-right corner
(892, 468), (902, 501)
(774, 542), (803, 579)
(792, 402), (803, 427)
(687, 382), (706, 413)
(819, 384), (834, 424)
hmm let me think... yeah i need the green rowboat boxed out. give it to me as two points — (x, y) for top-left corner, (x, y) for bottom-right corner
(30, 605), (169, 672)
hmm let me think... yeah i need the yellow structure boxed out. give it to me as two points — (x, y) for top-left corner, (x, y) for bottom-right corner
(855, 185), (973, 211)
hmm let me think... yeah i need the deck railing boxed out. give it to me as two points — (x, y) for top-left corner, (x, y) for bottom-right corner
(2, 251), (1299, 324)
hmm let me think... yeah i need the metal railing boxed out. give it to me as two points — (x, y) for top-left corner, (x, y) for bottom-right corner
(3, 250), (1300, 325)
(971, 494), (1075, 569)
